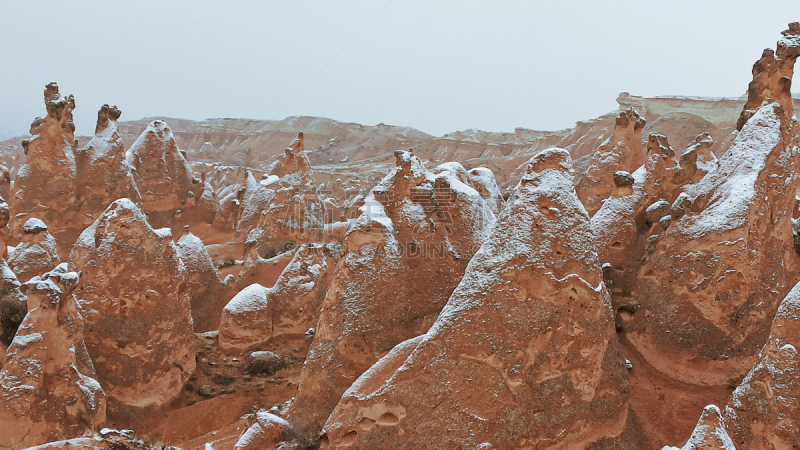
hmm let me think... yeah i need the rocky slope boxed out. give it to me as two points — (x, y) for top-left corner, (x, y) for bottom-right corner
(0, 21), (799, 450)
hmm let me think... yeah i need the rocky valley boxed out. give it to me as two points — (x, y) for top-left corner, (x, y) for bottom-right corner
(0, 22), (799, 450)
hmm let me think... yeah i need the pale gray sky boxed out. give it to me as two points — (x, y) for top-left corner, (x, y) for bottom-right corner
(1, 0), (798, 140)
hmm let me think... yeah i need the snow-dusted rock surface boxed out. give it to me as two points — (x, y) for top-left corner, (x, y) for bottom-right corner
(69, 199), (195, 408)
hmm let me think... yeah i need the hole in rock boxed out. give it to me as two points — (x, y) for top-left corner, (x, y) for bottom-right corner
(377, 412), (400, 426)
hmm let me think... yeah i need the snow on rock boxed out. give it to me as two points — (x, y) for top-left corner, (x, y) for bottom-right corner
(577, 107), (646, 216)
(176, 228), (226, 332)
(125, 120), (199, 228)
(10, 83), (81, 257)
(467, 167), (504, 215)
(623, 26), (800, 392)
(8, 218), (61, 283)
(663, 405), (736, 450)
(0, 265), (106, 449)
(75, 104), (142, 225)
(721, 280), (800, 448)
(243, 132), (324, 261)
(249, 149), (495, 447)
(320, 148), (630, 449)
(69, 199), (195, 408)
(591, 133), (714, 316)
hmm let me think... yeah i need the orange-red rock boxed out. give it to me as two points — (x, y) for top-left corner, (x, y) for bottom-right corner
(219, 243), (331, 353)
(8, 218), (61, 283)
(0, 266), (105, 449)
(11, 83), (81, 257)
(240, 150), (496, 447)
(70, 199), (195, 408)
(576, 107), (646, 216)
(320, 148), (630, 449)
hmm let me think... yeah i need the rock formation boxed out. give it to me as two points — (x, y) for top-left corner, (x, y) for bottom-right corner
(11, 83), (80, 257)
(576, 107), (646, 216)
(219, 243), (331, 352)
(70, 199), (195, 408)
(320, 149), (630, 449)
(722, 280), (800, 448)
(244, 150), (495, 447)
(8, 218), (61, 283)
(243, 133), (324, 260)
(125, 120), (200, 229)
(0, 259), (26, 367)
(75, 104), (142, 219)
(737, 22), (800, 130)
(624, 59), (800, 389)
(591, 133), (717, 312)
(0, 265), (105, 449)
(176, 227), (227, 332)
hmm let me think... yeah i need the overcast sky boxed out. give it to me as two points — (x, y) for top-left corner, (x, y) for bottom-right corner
(1, 1), (798, 140)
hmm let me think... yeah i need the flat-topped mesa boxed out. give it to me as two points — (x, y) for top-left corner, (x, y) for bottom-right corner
(69, 199), (196, 409)
(76, 105), (142, 221)
(577, 107), (646, 216)
(11, 83), (80, 255)
(0, 266), (106, 450)
(319, 149), (630, 449)
(242, 132), (323, 262)
(7, 218), (61, 283)
(737, 22), (800, 130)
(250, 149), (496, 448)
(592, 133), (717, 314)
(125, 120), (201, 229)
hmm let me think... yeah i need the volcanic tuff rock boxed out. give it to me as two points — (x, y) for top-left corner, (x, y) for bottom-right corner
(219, 243), (331, 352)
(0, 266), (105, 450)
(69, 199), (195, 408)
(10, 83), (80, 257)
(0, 259), (26, 364)
(321, 148), (630, 449)
(737, 22), (800, 130)
(8, 218), (61, 283)
(722, 280), (800, 448)
(239, 149), (496, 447)
(75, 104), (142, 220)
(125, 120), (201, 229)
(243, 132), (324, 261)
(577, 107), (646, 216)
(176, 228), (227, 332)
(624, 59), (800, 389)
(591, 133), (717, 312)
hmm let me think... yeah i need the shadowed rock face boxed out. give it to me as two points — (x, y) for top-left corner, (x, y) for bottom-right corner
(0, 265), (105, 450)
(0, 259), (26, 355)
(320, 149), (630, 449)
(243, 133), (324, 261)
(69, 199), (195, 408)
(576, 108), (646, 216)
(11, 83), (81, 257)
